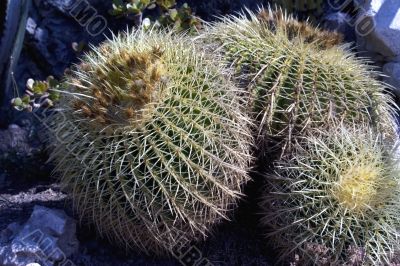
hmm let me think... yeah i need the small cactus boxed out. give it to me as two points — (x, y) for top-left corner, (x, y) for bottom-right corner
(48, 29), (253, 255)
(200, 8), (397, 156)
(260, 125), (400, 265)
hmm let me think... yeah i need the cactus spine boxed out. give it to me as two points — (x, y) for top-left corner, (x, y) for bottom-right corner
(200, 8), (397, 156)
(260, 126), (400, 265)
(48, 29), (253, 255)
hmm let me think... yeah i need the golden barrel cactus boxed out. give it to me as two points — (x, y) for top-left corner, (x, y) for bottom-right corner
(260, 126), (400, 264)
(47, 29), (253, 255)
(199, 8), (397, 156)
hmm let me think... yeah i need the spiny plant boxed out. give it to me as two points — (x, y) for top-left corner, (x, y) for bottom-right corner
(199, 8), (397, 156)
(260, 125), (400, 265)
(47, 29), (253, 255)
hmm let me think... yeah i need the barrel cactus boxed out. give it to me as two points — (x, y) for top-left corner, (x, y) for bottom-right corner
(260, 126), (400, 265)
(47, 29), (253, 255)
(200, 8), (397, 156)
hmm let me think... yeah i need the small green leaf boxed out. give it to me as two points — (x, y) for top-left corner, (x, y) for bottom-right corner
(22, 95), (30, 105)
(168, 8), (178, 20)
(32, 81), (48, 95)
(12, 97), (23, 107)
(49, 91), (61, 102)
(127, 3), (141, 14)
(156, 0), (175, 10)
(46, 99), (54, 107)
(47, 76), (58, 88)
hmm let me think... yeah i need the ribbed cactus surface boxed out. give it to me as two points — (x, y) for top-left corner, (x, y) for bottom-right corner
(48, 29), (253, 255)
(201, 9), (397, 155)
(260, 126), (400, 265)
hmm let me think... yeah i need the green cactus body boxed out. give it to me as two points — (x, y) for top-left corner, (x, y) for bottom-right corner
(260, 126), (400, 264)
(201, 9), (397, 156)
(48, 29), (253, 254)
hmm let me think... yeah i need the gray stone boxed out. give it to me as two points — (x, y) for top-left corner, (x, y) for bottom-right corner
(0, 223), (21, 245)
(26, 17), (37, 36)
(34, 0), (76, 14)
(383, 62), (400, 97)
(0, 124), (29, 154)
(356, 0), (400, 60)
(0, 205), (78, 266)
(354, 0), (364, 8)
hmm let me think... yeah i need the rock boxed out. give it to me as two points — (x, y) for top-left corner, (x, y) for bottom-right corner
(353, 0), (364, 8)
(0, 205), (78, 266)
(0, 122), (49, 182)
(0, 124), (30, 154)
(38, 0), (77, 14)
(26, 18), (38, 36)
(323, 12), (355, 42)
(26, 263), (41, 266)
(0, 223), (21, 245)
(356, 0), (400, 60)
(383, 62), (400, 97)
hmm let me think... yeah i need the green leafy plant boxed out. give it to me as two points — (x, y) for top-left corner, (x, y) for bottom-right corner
(200, 8), (397, 156)
(260, 125), (400, 265)
(11, 76), (63, 112)
(109, 0), (201, 32)
(47, 29), (253, 255)
(156, 3), (201, 33)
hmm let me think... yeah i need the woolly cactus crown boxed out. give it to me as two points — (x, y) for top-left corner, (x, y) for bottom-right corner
(200, 8), (397, 155)
(261, 126), (400, 264)
(48, 29), (253, 255)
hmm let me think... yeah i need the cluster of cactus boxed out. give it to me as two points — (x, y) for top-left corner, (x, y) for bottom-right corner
(47, 29), (252, 254)
(198, 7), (400, 264)
(261, 126), (400, 264)
(24, 5), (400, 264)
(110, 0), (201, 32)
(200, 9), (396, 156)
